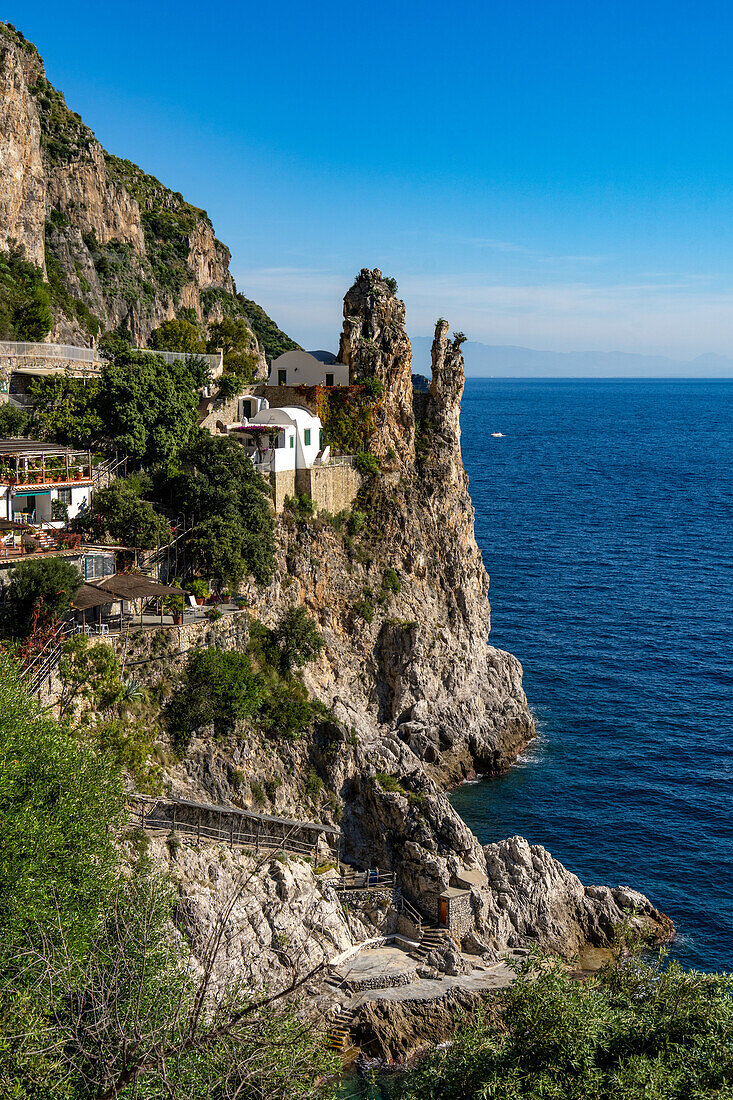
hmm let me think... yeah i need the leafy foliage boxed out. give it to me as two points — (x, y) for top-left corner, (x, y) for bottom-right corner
(0, 403), (29, 437)
(149, 317), (205, 353)
(316, 385), (381, 455)
(0, 246), (52, 340)
(72, 476), (171, 549)
(273, 607), (324, 672)
(166, 647), (264, 751)
(95, 348), (208, 467)
(0, 653), (123, 966)
(391, 949), (733, 1100)
(3, 556), (82, 635)
(28, 373), (103, 447)
(161, 434), (275, 585)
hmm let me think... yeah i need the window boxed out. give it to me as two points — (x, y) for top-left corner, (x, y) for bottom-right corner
(278, 369), (287, 386)
(56, 488), (72, 505)
(303, 428), (311, 446)
(289, 434), (294, 448)
(325, 372), (334, 387)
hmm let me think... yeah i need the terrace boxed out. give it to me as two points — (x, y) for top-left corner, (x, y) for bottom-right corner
(0, 440), (94, 494)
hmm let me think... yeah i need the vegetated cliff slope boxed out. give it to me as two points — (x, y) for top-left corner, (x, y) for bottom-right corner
(0, 21), (298, 356)
(155, 270), (671, 962)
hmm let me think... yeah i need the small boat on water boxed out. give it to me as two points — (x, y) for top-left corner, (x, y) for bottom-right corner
(491, 432), (504, 438)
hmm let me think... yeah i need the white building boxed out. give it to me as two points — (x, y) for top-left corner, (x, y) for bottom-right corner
(231, 405), (324, 472)
(268, 350), (349, 388)
(0, 440), (94, 526)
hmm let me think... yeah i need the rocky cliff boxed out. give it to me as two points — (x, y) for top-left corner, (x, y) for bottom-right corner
(123, 271), (670, 975)
(0, 22), (297, 358)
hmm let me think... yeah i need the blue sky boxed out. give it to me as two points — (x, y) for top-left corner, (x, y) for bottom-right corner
(7, 0), (733, 360)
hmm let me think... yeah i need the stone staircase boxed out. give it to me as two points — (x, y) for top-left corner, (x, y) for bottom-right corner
(326, 1005), (356, 1052)
(413, 925), (451, 962)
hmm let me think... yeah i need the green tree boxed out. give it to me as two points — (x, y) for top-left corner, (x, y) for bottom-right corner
(0, 403), (29, 437)
(28, 373), (103, 447)
(207, 317), (260, 390)
(4, 556), (82, 635)
(95, 349), (209, 467)
(162, 435), (275, 585)
(73, 476), (171, 549)
(149, 317), (205, 353)
(274, 607), (324, 672)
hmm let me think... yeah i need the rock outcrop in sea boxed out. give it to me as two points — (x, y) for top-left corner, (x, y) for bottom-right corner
(130, 270), (672, 980)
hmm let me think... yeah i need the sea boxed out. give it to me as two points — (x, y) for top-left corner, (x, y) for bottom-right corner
(450, 378), (733, 973)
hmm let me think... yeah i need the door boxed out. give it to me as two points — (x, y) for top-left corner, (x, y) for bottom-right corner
(325, 372), (334, 386)
(278, 369), (287, 386)
(439, 897), (449, 925)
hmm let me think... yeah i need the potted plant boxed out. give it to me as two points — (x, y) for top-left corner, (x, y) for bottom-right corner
(206, 607), (223, 621)
(22, 535), (39, 554)
(188, 578), (209, 606)
(233, 595), (247, 609)
(165, 593), (184, 624)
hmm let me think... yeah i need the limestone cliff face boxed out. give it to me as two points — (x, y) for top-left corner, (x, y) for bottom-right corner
(162, 272), (670, 960)
(0, 37), (46, 268)
(0, 22), (294, 361)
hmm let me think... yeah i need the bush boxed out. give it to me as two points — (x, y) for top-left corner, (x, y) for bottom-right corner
(187, 578), (209, 600)
(354, 451), (381, 476)
(4, 557), (82, 635)
(353, 594), (374, 624)
(382, 567), (401, 595)
(0, 404), (29, 437)
(391, 948), (733, 1100)
(166, 648), (264, 752)
(273, 606), (324, 672)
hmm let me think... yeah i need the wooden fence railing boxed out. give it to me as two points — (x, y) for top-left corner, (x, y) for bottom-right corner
(128, 795), (340, 862)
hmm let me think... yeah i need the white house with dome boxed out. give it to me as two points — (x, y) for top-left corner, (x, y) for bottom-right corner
(231, 405), (324, 473)
(228, 403), (361, 514)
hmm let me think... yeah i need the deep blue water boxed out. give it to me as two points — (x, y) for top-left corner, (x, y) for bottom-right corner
(450, 378), (733, 973)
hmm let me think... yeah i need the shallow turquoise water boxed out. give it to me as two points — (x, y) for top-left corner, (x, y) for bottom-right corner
(450, 378), (733, 972)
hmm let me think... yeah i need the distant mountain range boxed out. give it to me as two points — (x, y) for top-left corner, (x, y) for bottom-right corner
(410, 337), (733, 378)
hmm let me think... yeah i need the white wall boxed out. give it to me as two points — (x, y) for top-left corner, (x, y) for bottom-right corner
(268, 350), (349, 388)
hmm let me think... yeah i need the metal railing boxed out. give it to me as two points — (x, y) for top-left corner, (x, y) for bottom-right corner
(152, 349), (223, 374)
(0, 342), (223, 375)
(0, 341), (100, 363)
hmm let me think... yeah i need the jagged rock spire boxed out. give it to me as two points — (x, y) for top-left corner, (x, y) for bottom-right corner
(416, 319), (467, 488)
(338, 268), (415, 466)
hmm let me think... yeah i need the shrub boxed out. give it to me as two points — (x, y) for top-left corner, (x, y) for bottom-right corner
(382, 567), (401, 595)
(166, 648), (264, 752)
(353, 589), (375, 624)
(354, 451), (381, 476)
(305, 769), (323, 800)
(250, 781), (265, 806)
(273, 607), (324, 672)
(187, 578), (209, 600)
(284, 492), (316, 521)
(4, 557), (82, 636)
(376, 772), (402, 793)
(206, 608), (222, 621)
